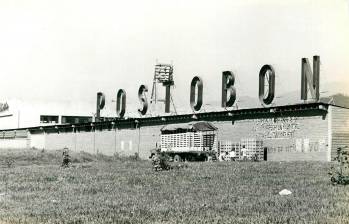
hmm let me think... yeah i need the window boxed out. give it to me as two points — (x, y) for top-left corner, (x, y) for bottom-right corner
(40, 115), (59, 124)
(61, 116), (92, 124)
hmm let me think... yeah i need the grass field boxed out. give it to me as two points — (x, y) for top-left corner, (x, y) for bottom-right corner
(0, 149), (348, 224)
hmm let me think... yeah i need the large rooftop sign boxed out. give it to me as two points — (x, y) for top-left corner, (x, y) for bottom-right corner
(96, 55), (320, 119)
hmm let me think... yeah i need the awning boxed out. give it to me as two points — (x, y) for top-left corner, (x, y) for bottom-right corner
(161, 121), (217, 132)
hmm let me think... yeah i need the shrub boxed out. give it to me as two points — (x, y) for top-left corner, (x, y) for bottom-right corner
(5, 158), (14, 168)
(61, 148), (71, 168)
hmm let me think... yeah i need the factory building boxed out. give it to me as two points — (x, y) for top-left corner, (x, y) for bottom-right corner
(0, 101), (348, 162)
(0, 99), (120, 129)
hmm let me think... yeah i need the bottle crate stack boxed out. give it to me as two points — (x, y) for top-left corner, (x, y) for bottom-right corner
(240, 138), (264, 160)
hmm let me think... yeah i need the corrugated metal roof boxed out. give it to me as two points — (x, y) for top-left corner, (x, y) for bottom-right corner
(161, 121), (217, 132)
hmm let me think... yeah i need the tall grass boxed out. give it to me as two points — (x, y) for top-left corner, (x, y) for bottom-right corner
(0, 150), (347, 223)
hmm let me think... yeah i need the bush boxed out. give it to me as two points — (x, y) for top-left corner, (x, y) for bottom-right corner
(61, 149), (71, 168)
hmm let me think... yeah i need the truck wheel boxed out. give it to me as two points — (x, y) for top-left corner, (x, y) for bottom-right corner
(173, 155), (182, 162)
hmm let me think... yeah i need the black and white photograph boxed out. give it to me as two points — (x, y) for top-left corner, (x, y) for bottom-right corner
(0, 0), (348, 223)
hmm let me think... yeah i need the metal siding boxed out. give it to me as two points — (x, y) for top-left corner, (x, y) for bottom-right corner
(331, 106), (349, 160)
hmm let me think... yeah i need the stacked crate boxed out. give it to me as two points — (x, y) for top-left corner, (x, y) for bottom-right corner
(218, 141), (241, 155)
(161, 132), (205, 151)
(240, 138), (264, 160)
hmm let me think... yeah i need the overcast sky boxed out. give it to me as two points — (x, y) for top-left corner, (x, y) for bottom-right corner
(0, 0), (348, 112)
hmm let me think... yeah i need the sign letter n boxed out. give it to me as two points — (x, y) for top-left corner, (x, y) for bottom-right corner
(301, 55), (320, 101)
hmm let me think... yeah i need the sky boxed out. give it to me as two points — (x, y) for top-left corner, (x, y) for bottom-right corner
(0, 0), (348, 115)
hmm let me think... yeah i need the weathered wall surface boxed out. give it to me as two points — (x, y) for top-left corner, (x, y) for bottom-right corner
(138, 126), (162, 158)
(42, 127), (156, 159)
(4, 105), (347, 162)
(45, 133), (74, 151)
(43, 130), (138, 156)
(0, 139), (28, 149)
(331, 106), (349, 160)
(31, 114), (330, 161)
(30, 134), (45, 149)
(212, 115), (328, 161)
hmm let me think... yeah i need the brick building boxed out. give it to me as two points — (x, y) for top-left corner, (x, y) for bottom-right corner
(0, 102), (348, 161)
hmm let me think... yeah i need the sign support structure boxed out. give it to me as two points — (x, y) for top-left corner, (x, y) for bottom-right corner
(150, 63), (177, 115)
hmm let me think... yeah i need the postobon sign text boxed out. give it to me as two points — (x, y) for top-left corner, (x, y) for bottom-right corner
(96, 56), (320, 119)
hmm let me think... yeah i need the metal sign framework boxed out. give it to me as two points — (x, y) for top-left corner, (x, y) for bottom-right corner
(150, 63), (177, 114)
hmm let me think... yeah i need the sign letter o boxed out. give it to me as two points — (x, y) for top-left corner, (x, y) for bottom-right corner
(116, 89), (126, 118)
(190, 76), (203, 111)
(259, 65), (275, 105)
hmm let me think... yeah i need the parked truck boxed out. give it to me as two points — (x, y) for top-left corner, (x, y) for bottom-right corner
(152, 121), (266, 162)
(159, 121), (218, 162)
